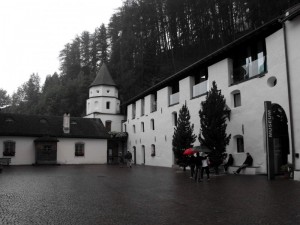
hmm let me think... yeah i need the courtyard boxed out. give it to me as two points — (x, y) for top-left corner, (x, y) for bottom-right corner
(1, 165), (300, 225)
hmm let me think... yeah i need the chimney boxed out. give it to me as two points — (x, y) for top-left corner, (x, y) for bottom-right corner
(63, 113), (70, 134)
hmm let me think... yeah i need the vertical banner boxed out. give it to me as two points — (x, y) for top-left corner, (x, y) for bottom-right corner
(264, 101), (275, 180)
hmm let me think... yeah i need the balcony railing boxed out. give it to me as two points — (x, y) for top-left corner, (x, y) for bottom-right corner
(193, 80), (208, 98)
(170, 92), (179, 105)
(232, 56), (266, 84)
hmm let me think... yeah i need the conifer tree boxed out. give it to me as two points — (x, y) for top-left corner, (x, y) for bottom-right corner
(199, 81), (231, 158)
(172, 104), (196, 162)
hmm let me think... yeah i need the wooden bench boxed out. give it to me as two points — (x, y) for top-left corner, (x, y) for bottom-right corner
(228, 165), (260, 175)
(0, 158), (11, 166)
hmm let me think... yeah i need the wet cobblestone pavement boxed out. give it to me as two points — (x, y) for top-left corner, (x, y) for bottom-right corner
(1, 165), (300, 225)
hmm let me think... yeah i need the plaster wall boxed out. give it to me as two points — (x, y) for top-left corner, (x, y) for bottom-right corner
(85, 114), (125, 132)
(0, 137), (35, 165)
(57, 138), (107, 165)
(285, 16), (300, 172)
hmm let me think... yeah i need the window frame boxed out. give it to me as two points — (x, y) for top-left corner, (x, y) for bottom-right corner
(75, 142), (85, 157)
(3, 140), (16, 157)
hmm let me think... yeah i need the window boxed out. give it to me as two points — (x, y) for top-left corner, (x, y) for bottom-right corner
(3, 141), (16, 156)
(43, 145), (52, 153)
(151, 93), (157, 112)
(151, 144), (156, 157)
(231, 39), (266, 84)
(172, 112), (177, 126)
(141, 122), (145, 132)
(236, 137), (244, 153)
(151, 119), (155, 130)
(193, 69), (208, 98)
(234, 92), (241, 107)
(105, 121), (112, 131)
(169, 82), (179, 105)
(133, 125), (136, 133)
(75, 143), (85, 156)
(132, 103), (136, 119)
(141, 99), (145, 116)
(106, 101), (110, 109)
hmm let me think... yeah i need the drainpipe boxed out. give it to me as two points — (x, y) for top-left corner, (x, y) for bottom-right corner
(280, 19), (296, 172)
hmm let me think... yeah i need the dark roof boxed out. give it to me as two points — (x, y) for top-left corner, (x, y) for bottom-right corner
(0, 113), (109, 139)
(90, 63), (116, 87)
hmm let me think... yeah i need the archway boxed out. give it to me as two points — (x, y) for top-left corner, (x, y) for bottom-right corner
(272, 104), (290, 174)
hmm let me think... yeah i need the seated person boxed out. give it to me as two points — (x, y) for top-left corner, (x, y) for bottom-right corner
(223, 154), (234, 172)
(234, 152), (253, 174)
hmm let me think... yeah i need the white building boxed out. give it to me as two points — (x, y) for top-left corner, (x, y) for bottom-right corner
(123, 4), (300, 179)
(0, 113), (109, 165)
(85, 63), (127, 164)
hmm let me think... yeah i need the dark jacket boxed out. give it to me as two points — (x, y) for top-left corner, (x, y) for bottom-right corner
(244, 154), (253, 166)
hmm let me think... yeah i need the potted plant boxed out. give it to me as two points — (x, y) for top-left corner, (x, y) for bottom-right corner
(280, 163), (294, 179)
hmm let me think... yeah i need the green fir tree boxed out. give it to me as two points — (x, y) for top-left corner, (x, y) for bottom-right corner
(199, 81), (231, 169)
(172, 104), (196, 162)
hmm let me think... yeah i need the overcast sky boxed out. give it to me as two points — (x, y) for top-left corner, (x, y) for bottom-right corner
(0, 0), (124, 95)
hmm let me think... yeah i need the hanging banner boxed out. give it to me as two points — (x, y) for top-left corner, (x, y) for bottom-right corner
(264, 101), (274, 180)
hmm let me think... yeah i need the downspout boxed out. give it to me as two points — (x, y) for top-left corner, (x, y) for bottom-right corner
(280, 19), (296, 171)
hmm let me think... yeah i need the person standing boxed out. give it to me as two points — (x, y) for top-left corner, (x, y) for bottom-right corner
(194, 152), (202, 182)
(125, 151), (133, 168)
(234, 152), (253, 174)
(200, 153), (210, 181)
(189, 154), (196, 179)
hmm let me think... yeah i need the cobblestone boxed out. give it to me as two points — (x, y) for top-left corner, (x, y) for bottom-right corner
(1, 165), (300, 225)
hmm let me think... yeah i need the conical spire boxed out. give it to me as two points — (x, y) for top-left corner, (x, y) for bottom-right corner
(90, 63), (116, 87)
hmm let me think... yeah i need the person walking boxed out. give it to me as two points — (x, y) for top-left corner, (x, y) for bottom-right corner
(234, 152), (253, 174)
(125, 151), (133, 168)
(200, 153), (210, 181)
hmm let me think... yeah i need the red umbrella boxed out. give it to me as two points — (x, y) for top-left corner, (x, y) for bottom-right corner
(183, 148), (196, 155)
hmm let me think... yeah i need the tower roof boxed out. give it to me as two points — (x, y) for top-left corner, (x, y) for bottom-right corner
(90, 63), (116, 87)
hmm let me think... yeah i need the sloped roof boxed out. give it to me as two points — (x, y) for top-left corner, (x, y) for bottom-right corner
(90, 63), (116, 87)
(0, 113), (109, 139)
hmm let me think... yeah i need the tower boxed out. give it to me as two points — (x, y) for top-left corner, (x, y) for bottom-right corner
(85, 63), (125, 133)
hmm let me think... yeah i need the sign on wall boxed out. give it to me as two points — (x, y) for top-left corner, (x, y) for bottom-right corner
(264, 101), (274, 180)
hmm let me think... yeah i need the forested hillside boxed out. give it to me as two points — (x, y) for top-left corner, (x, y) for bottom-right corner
(1, 0), (299, 116)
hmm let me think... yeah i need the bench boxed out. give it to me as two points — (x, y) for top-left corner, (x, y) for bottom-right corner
(0, 158), (11, 166)
(228, 166), (260, 175)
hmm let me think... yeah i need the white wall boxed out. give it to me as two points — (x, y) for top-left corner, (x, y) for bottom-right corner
(0, 137), (107, 165)
(125, 23), (299, 174)
(285, 16), (300, 176)
(57, 138), (107, 165)
(0, 136), (35, 165)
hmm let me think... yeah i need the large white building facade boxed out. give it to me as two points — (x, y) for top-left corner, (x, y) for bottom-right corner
(123, 5), (300, 178)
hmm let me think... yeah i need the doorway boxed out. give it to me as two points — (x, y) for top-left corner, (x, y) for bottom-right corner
(272, 104), (290, 174)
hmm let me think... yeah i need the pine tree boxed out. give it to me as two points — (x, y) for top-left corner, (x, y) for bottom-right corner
(172, 104), (196, 162)
(199, 81), (231, 169)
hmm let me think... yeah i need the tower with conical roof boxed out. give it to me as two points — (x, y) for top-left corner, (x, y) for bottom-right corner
(85, 63), (125, 133)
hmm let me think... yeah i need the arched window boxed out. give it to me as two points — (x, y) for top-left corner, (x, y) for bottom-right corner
(151, 119), (155, 130)
(151, 144), (156, 157)
(141, 122), (145, 132)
